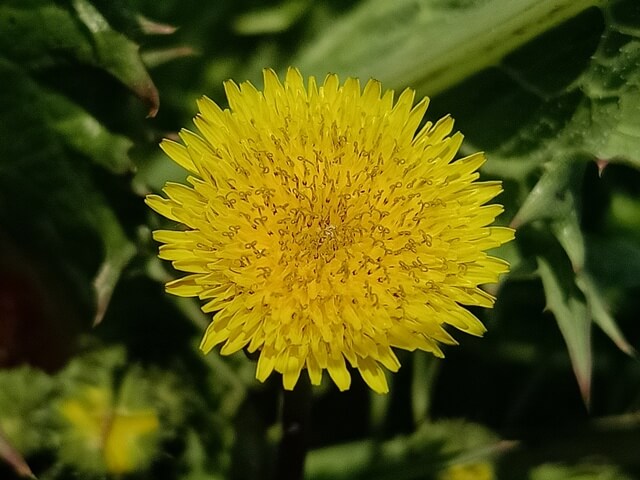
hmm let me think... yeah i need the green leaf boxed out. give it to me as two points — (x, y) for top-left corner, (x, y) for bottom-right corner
(232, 0), (310, 35)
(511, 158), (586, 229)
(537, 256), (592, 405)
(0, 59), (136, 325)
(512, 155), (633, 370)
(295, 0), (640, 174)
(0, 0), (169, 327)
(530, 463), (634, 480)
(295, 0), (600, 95)
(571, 15), (640, 168)
(306, 420), (503, 480)
(549, 191), (634, 357)
(575, 273), (635, 356)
(91, 205), (137, 326)
(0, 366), (57, 456)
(461, 0), (640, 171)
(0, 0), (159, 116)
(501, 2), (640, 373)
(180, 430), (226, 480)
(71, 0), (159, 116)
(0, 57), (134, 172)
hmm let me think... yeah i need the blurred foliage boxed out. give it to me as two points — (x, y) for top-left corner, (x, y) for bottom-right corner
(0, 0), (639, 479)
(529, 463), (634, 480)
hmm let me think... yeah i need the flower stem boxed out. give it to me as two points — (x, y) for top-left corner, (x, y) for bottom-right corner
(274, 377), (312, 480)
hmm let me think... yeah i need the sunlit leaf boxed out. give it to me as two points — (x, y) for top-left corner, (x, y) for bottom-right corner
(295, 0), (600, 96)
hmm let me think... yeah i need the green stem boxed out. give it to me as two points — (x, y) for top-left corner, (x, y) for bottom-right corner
(274, 377), (312, 480)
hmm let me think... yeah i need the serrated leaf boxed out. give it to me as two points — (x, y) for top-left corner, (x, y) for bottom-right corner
(576, 273), (635, 356)
(518, 158), (633, 360)
(572, 13), (640, 168)
(548, 192), (633, 357)
(551, 210), (586, 273)
(511, 158), (586, 228)
(537, 256), (592, 406)
(476, 0), (640, 171)
(296, 0), (639, 181)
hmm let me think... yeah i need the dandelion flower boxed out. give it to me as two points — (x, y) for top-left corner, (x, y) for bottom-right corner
(439, 462), (495, 480)
(147, 68), (514, 394)
(59, 386), (160, 474)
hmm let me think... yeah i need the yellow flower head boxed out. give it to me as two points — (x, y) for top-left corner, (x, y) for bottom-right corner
(438, 462), (495, 480)
(147, 68), (513, 394)
(58, 386), (160, 474)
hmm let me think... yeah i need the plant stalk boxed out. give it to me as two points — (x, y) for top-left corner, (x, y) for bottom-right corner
(274, 377), (312, 480)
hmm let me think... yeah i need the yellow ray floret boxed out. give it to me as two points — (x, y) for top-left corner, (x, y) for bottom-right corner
(146, 67), (514, 394)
